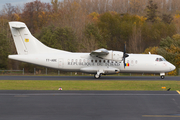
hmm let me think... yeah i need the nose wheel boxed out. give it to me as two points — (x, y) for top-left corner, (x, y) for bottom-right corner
(160, 73), (165, 79)
(161, 75), (165, 79)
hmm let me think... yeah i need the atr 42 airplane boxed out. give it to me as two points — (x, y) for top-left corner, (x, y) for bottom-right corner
(8, 21), (176, 79)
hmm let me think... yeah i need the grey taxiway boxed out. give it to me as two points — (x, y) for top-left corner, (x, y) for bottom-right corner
(0, 90), (180, 120)
(0, 76), (180, 120)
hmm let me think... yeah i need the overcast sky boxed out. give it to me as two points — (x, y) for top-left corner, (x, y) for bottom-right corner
(0, 0), (51, 9)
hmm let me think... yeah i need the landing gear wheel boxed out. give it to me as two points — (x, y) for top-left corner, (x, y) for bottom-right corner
(161, 75), (165, 79)
(94, 74), (101, 79)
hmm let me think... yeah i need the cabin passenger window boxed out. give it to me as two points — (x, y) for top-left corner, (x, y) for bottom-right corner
(95, 60), (97, 62)
(91, 60), (93, 62)
(103, 60), (106, 63)
(99, 60), (101, 63)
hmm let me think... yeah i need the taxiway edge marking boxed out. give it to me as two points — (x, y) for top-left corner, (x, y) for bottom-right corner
(177, 90), (180, 94)
(142, 115), (180, 118)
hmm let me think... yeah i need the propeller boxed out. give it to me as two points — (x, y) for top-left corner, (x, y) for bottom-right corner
(123, 42), (129, 68)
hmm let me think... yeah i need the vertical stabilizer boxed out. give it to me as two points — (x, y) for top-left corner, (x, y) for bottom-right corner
(9, 22), (41, 54)
(9, 21), (68, 55)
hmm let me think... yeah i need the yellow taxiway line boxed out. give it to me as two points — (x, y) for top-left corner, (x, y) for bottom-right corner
(177, 90), (180, 94)
(142, 115), (180, 118)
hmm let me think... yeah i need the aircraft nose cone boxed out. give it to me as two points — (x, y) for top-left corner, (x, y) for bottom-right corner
(172, 65), (176, 70)
(170, 64), (176, 71)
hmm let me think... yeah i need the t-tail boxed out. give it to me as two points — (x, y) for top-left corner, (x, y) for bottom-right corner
(9, 21), (68, 55)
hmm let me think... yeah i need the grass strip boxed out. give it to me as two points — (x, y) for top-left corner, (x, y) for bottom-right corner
(0, 80), (179, 90)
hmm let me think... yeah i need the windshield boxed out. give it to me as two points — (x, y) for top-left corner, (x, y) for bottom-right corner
(155, 58), (166, 62)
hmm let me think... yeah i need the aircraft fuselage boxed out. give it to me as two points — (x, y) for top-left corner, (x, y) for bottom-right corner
(9, 52), (175, 74)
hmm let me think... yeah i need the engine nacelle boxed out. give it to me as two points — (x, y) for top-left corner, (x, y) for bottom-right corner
(102, 51), (123, 61)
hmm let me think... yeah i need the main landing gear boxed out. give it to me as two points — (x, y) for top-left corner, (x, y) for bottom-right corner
(94, 70), (104, 79)
(94, 73), (101, 79)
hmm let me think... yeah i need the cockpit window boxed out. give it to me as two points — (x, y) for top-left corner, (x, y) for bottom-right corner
(155, 58), (166, 62)
(162, 58), (166, 61)
(159, 58), (163, 61)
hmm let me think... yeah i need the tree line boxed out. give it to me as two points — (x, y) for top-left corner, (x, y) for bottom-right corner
(0, 0), (180, 74)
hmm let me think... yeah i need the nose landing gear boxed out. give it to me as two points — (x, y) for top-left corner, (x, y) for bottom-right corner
(160, 73), (165, 79)
(160, 75), (165, 79)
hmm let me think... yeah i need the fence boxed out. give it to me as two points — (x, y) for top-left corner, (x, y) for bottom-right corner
(0, 68), (82, 76)
(0, 68), (24, 75)
(33, 68), (61, 75)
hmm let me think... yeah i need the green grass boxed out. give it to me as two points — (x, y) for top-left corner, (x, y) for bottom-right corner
(0, 80), (180, 90)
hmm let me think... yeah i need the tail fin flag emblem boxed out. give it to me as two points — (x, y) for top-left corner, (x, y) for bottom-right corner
(25, 39), (29, 42)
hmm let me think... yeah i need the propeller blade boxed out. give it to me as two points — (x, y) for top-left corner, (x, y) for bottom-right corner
(123, 43), (126, 68)
(123, 42), (129, 68)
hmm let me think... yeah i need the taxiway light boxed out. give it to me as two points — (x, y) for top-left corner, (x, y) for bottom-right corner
(58, 87), (62, 90)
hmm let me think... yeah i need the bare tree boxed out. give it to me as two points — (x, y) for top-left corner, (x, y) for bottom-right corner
(1, 3), (16, 20)
(128, 24), (143, 53)
(129, 0), (146, 15)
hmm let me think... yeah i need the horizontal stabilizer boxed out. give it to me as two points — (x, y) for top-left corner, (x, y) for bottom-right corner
(11, 22), (26, 29)
(12, 26), (25, 29)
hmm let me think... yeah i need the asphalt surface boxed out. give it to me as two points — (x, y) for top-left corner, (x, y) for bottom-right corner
(0, 90), (180, 120)
(0, 76), (180, 119)
(0, 75), (180, 80)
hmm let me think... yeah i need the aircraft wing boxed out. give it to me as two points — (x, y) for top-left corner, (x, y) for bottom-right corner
(90, 48), (109, 57)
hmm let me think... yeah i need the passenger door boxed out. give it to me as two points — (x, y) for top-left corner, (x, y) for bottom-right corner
(58, 58), (64, 68)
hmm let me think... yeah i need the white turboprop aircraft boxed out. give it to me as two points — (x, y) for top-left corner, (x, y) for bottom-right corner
(8, 21), (176, 79)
